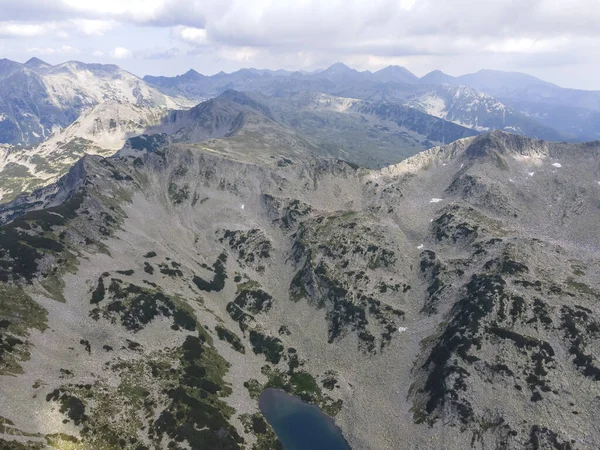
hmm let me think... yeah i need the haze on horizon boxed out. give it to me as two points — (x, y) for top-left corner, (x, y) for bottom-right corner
(0, 0), (599, 90)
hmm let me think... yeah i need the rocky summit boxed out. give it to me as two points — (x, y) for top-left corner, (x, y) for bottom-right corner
(0, 128), (599, 450)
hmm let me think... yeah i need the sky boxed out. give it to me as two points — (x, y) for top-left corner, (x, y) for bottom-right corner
(1, 0), (599, 89)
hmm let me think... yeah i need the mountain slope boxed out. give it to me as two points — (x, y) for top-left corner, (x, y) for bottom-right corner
(512, 100), (600, 141)
(143, 69), (210, 103)
(0, 102), (166, 202)
(448, 69), (600, 113)
(418, 69), (600, 141)
(419, 69), (458, 85)
(0, 89), (478, 203)
(348, 99), (478, 144)
(406, 84), (564, 140)
(145, 65), (565, 142)
(0, 131), (599, 449)
(0, 59), (72, 146)
(371, 65), (418, 84)
(147, 89), (479, 168)
(0, 59), (182, 146)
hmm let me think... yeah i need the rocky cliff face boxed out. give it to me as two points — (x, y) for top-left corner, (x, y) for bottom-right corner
(0, 131), (599, 449)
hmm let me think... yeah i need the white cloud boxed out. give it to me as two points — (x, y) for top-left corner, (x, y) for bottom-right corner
(134, 47), (182, 59)
(0, 19), (115, 39)
(61, 0), (206, 26)
(71, 19), (117, 36)
(2, 0), (600, 88)
(28, 45), (79, 55)
(0, 22), (57, 38)
(484, 37), (571, 54)
(110, 47), (132, 59)
(219, 46), (259, 62)
(92, 50), (104, 57)
(173, 26), (207, 45)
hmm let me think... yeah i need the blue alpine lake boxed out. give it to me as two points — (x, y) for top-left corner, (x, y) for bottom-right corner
(259, 388), (351, 450)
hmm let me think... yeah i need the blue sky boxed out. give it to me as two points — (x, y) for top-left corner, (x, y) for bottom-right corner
(1, 0), (599, 89)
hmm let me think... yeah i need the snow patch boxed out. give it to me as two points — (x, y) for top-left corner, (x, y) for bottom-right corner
(398, 327), (408, 333)
(241, 204), (245, 210)
(417, 244), (424, 249)
(552, 162), (562, 168)
(528, 172), (535, 177)
(430, 198), (443, 203)
(415, 94), (446, 118)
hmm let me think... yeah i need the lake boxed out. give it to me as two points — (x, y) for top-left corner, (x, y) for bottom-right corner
(259, 388), (351, 450)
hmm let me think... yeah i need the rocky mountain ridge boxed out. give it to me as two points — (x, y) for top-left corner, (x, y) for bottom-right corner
(0, 58), (184, 147)
(3, 58), (596, 207)
(0, 102), (167, 203)
(0, 88), (481, 203)
(145, 62), (600, 142)
(0, 130), (599, 449)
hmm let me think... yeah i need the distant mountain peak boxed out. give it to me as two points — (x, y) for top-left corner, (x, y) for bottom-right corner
(216, 89), (274, 118)
(465, 130), (533, 159)
(24, 57), (51, 70)
(457, 69), (556, 90)
(424, 69), (449, 77)
(419, 69), (456, 85)
(373, 65), (418, 83)
(318, 62), (365, 81)
(329, 62), (351, 68)
(0, 58), (24, 73)
(180, 69), (205, 80)
(50, 61), (122, 76)
(324, 62), (354, 72)
(217, 88), (252, 100)
(380, 65), (411, 72)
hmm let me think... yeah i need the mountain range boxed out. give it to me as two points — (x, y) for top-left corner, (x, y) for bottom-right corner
(3, 58), (599, 204)
(1, 53), (600, 450)
(1, 124), (599, 449)
(143, 62), (600, 142)
(0, 57), (184, 147)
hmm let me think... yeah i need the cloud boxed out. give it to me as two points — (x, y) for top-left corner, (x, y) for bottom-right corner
(71, 19), (117, 36)
(28, 45), (79, 55)
(5, 1), (600, 46)
(0, 19), (115, 40)
(0, 1), (75, 22)
(134, 47), (182, 59)
(0, 22), (60, 38)
(110, 47), (132, 59)
(60, 0), (206, 27)
(484, 37), (570, 54)
(173, 26), (207, 45)
(218, 46), (259, 63)
(92, 50), (104, 57)
(2, 0), (600, 87)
